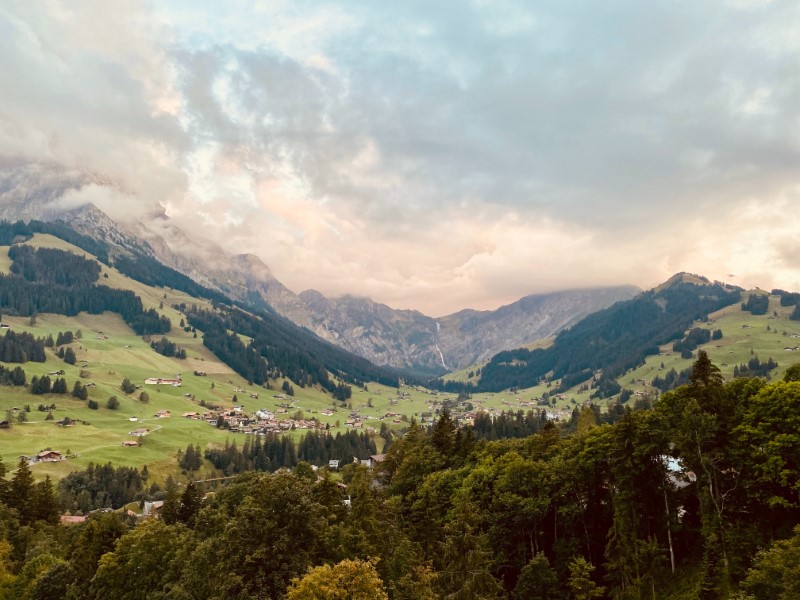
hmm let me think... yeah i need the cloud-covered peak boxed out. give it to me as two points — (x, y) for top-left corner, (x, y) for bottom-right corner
(1, 1), (799, 315)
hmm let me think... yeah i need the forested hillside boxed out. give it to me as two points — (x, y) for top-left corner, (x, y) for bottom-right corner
(0, 353), (796, 598)
(0, 220), (407, 392)
(475, 278), (741, 392)
(185, 304), (403, 391)
(0, 245), (170, 335)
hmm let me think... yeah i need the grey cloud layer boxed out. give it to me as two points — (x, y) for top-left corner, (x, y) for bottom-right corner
(1, 1), (799, 314)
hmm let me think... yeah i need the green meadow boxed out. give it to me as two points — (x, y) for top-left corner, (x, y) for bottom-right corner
(0, 234), (797, 482)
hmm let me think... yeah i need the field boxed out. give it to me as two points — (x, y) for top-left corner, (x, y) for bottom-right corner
(0, 235), (534, 481)
(0, 234), (796, 482)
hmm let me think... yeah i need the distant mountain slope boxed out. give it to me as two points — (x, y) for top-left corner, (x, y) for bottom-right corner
(58, 209), (638, 374)
(436, 286), (640, 369)
(281, 286), (640, 375)
(0, 171), (637, 374)
(0, 222), (403, 393)
(475, 275), (742, 392)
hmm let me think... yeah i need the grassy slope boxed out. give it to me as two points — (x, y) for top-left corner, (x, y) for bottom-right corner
(2, 235), (792, 480)
(621, 292), (799, 395)
(440, 291), (800, 417)
(0, 235), (530, 480)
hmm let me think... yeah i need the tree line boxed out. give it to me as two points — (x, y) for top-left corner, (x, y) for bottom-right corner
(0, 246), (170, 335)
(58, 462), (148, 515)
(186, 304), (400, 394)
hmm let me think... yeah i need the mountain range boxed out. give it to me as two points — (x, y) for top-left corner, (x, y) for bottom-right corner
(0, 170), (638, 374)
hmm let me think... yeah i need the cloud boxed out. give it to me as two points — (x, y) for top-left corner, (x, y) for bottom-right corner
(1, 1), (799, 315)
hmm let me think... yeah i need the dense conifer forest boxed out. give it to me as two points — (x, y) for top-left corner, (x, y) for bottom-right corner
(0, 245), (170, 335)
(185, 304), (402, 391)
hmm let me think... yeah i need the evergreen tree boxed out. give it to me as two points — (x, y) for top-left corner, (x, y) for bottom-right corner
(120, 378), (136, 394)
(177, 481), (203, 525)
(72, 381), (88, 400)
(10, 458), (35, 523)
(567, 557), (604, 600)
(63, 347), (76, 365)
(52, 377), (68, 394)
(513, 554), (559, 600)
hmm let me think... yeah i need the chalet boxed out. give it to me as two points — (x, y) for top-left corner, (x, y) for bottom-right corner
(182, 412), (200, 419)
(60, 515), (87, 525)
(47, 370), (65, 376)
(249, 393), (259, 399)
(193, 370), (206, 376)
(366, 454), (386, 468)
(122, 440), (139, 447)
(36, 450), (63, 462)
(129, 427), (150, 437)
(329, 459), (340, 469)
(155, 410), (171, 418)
(128, 417), (138, 422)
(255, 409), (275, 420)
(144, 377), (182, 387)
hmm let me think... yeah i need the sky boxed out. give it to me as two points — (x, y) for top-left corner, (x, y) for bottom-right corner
(1, 1), (799, 316)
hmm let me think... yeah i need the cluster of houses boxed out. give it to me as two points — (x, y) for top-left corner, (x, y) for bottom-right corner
(176, 405), (326, 435)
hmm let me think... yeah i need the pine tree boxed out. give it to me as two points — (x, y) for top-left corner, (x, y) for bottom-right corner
(72, 381), (88, 400)
(177, 481), (203, 525)
(10, 458), (35, 523)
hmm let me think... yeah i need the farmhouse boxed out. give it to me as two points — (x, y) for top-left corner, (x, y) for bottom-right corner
(366, 454), (386, 468)
(36, 450), (63, 462)
(60, 515), (87, 525)
(144, 377), (182, 387)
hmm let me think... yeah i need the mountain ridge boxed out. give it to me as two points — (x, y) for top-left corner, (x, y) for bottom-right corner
(0, 172), (638, 374)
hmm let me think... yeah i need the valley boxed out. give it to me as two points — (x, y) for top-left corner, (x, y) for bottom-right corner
(0, 230), (796, 489)
(0, 223), (795, 600)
